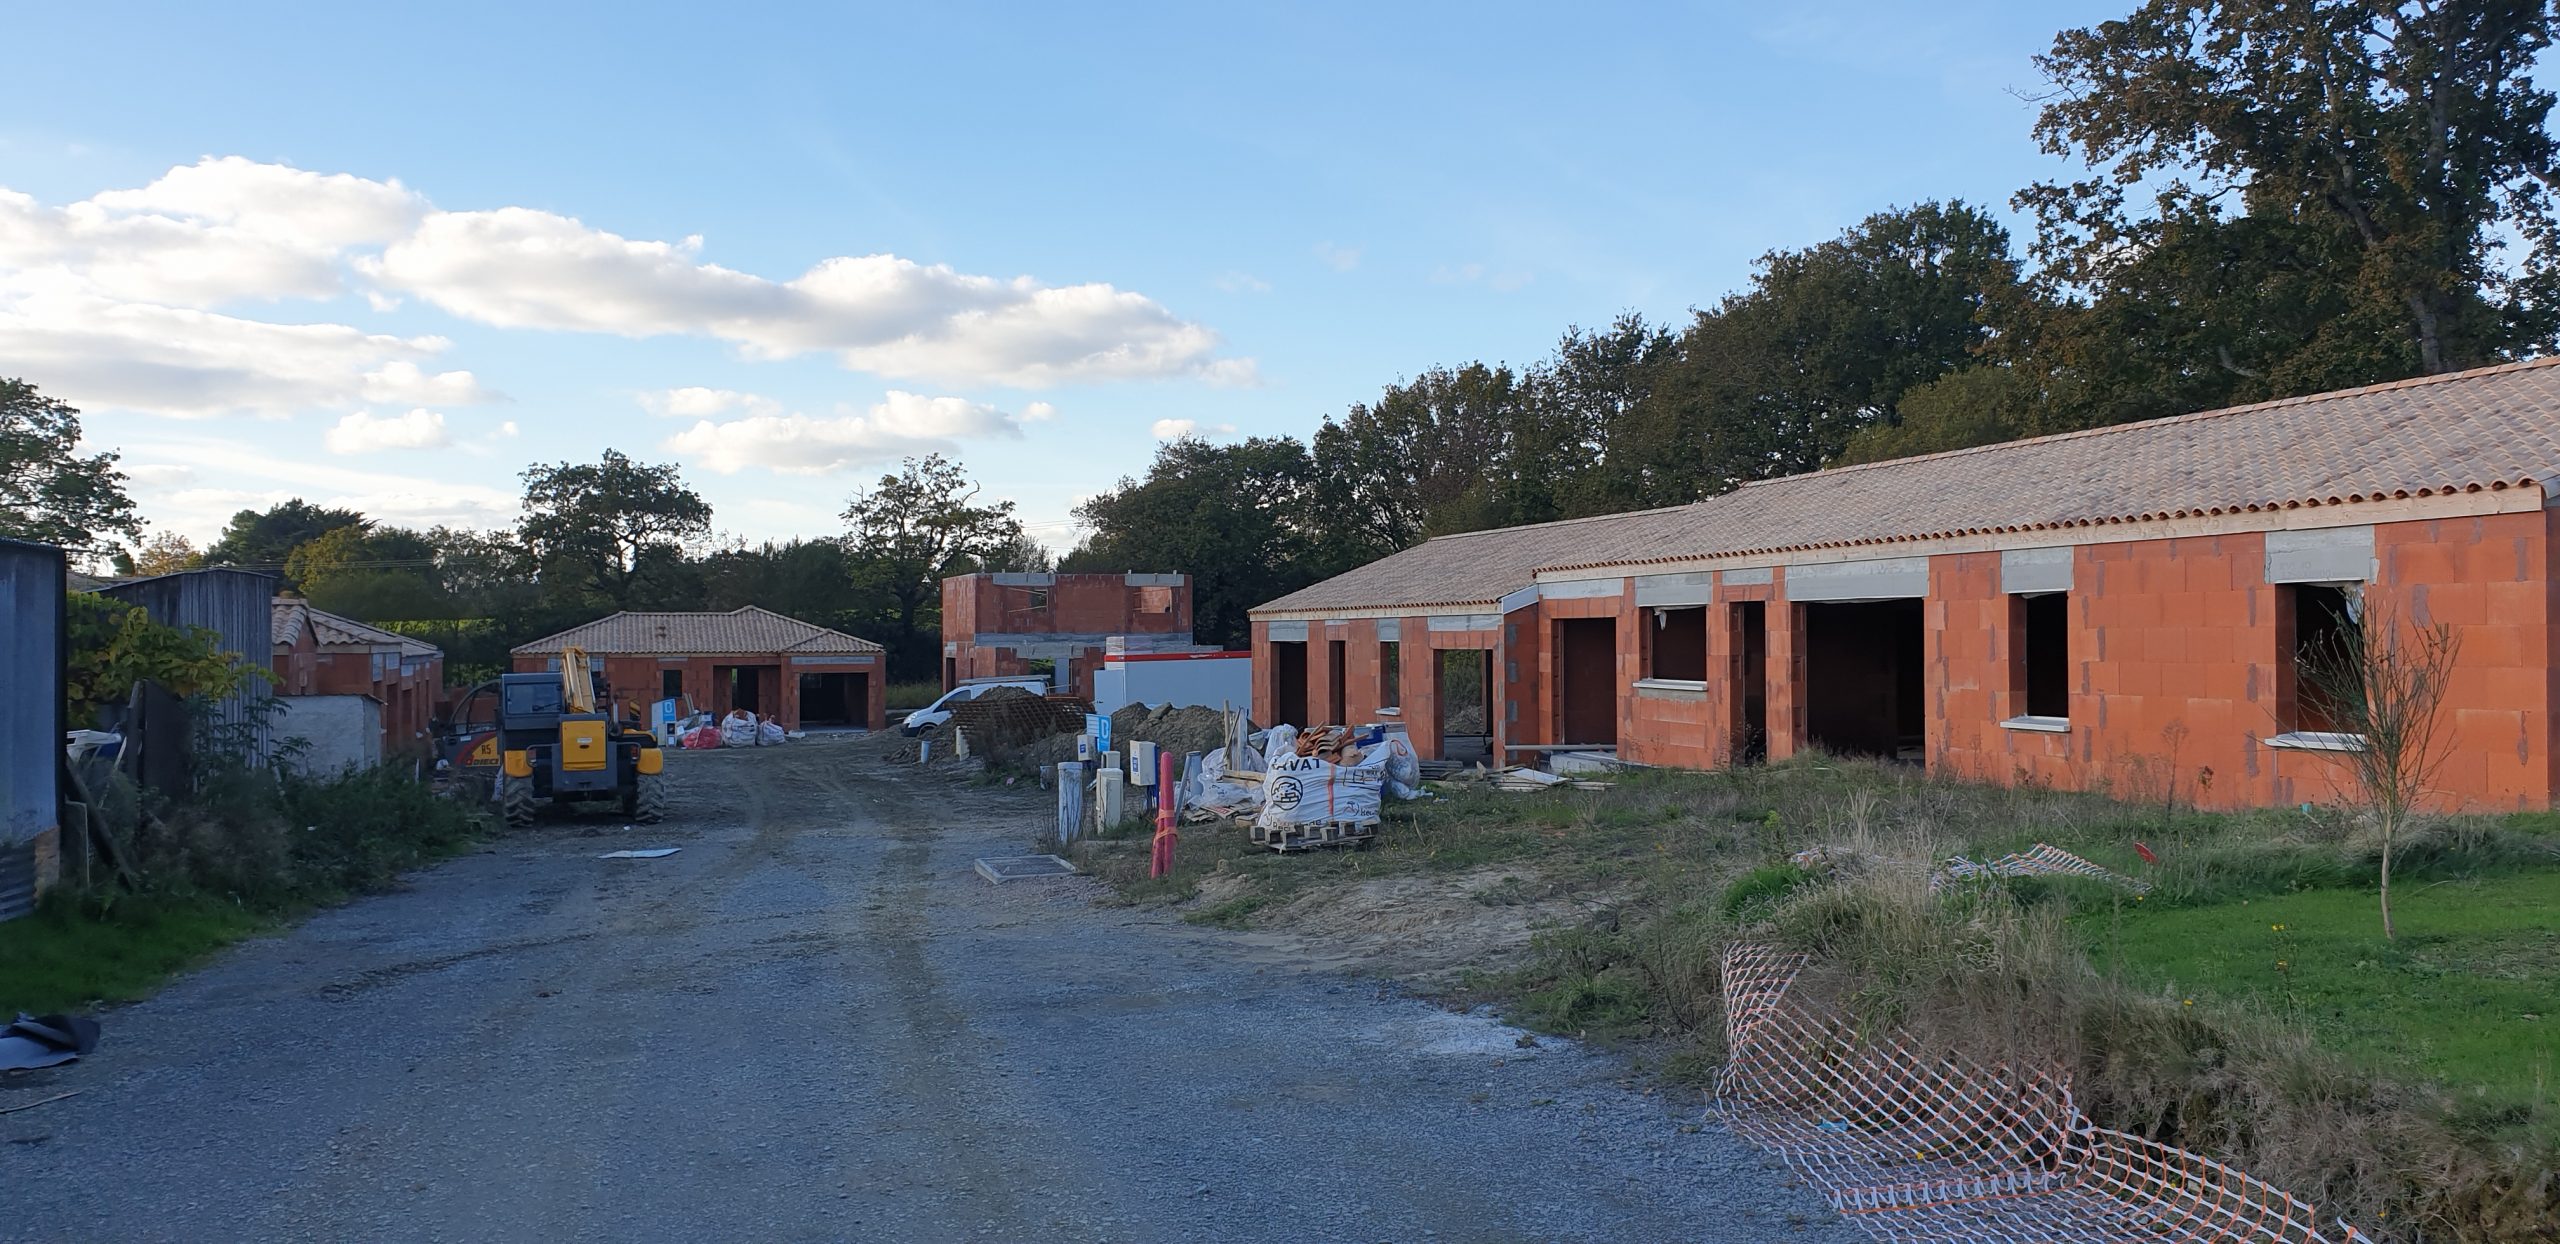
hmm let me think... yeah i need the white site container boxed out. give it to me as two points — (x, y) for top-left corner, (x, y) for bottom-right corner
(1090, 649), (1253, 717)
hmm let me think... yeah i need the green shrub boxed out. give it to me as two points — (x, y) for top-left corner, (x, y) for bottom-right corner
(1719, 862), (1816, 922)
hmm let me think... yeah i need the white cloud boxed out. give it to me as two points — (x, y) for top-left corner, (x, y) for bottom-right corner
(0, 287), (492, 418)
(0, 158), (423, 307)
(0, 155), (1243, 431)
(1314, 241), (1361, 272)
(366, 207), (1248, 387)
(90, 156), (426, 250)
(1151, 418), (1238, 441)
(324, 408), (449, 453)
(495, 420), (519, 437)
(664, 390), (1027, 475)
(121, 436), (520, 540)
(1021, 400), (1057, 422)
(639, 386), (780, 418)
(1216, 271), (1271, 294)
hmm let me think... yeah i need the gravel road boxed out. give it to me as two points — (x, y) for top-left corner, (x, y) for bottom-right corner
(0, 742), (1856, 1243)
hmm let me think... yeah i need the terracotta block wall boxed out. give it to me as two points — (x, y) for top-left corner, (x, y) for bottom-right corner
(511, 652), (884, 732)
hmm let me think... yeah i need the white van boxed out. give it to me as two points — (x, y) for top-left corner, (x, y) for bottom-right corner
(900, 678), (1052, 736)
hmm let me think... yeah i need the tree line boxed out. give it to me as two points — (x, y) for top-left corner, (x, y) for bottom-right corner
(0, 396), (1041, 684)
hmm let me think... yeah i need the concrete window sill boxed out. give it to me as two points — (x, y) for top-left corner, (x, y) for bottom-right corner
(2264, 731), (2369, 753)
(1376, 707), (1401, 717)
(1998, 715), (2071, 734)
(1633, 678), (1709, 701)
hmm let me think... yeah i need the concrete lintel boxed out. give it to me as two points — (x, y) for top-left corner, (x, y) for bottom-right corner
(1541, 577), (1623, 601)
(1122, 573), (1184, 587)
(2000, 546), (2074, 595)
(1634, 571), (1715, 607)
(1428, 613), (1500, 633)
(990, 572), (1057, 587)
(1719, 567), (1773, 587)
(1498, 584), (1541, 614)
(1266, 621), (1309, 643)
(1375, 618), (1402, 642)
(1784, 556), (1929, 602)
(2264, 526), (2375, 585)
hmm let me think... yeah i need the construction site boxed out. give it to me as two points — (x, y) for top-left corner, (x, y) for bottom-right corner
(10, 5), (2560, 1240)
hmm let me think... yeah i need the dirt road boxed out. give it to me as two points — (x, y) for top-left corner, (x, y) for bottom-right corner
(0, 742), (1852, 1242)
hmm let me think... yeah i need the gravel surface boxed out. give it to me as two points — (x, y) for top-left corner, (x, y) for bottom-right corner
(0, 742), (1856, 1243)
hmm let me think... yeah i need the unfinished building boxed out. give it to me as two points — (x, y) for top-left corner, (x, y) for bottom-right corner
(511, 607), (885, 732)
(940, 572), (1203, 699)
(1252, 358), (2560, 812)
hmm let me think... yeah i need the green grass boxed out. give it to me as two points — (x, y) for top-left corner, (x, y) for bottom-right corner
(2100, 868), (2560, 1105)
(0, 894), (274, 1013)
(887, 680), (942, 710)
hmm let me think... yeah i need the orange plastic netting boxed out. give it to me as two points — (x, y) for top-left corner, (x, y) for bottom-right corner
(1715, 943), (2372, 1244)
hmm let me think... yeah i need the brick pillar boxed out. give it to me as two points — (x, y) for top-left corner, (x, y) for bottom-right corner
(1766, 597), (1806, 761)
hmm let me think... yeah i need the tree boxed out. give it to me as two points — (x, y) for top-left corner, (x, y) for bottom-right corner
(840, 453), (1026, 675)
(517, 450), (713, 609)
(286, 524), (455, 620)
(1627, 202), (2028, 488)
(121, 531), (204, 576)
(63, 591), (268, 728)
(1064, 436), (1324, 649)
(2293, 595), (2462, 940)
(202, 500), (370, 578)
(2022, 0), (2560, 390)
(0, 378), (142, 551)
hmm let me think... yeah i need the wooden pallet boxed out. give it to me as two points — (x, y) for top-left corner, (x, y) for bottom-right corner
(1254, 819), (1379, 852)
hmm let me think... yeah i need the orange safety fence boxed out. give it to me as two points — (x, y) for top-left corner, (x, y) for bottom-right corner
(1715, 942), (2373, 1244)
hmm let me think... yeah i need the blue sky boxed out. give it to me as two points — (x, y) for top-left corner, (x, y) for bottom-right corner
(0, 1), (2125, 552)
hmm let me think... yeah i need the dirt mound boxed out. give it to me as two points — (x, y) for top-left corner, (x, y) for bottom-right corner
(1014, 702), (1242, 771)
(947, 687), (1088, 757)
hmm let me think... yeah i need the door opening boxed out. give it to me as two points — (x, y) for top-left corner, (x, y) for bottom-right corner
(1731, 601), (1767, 764)
(1271, 641), (1309, 727)
(1556, 617), (1618, 745)
(1802, 599), (1924, 762)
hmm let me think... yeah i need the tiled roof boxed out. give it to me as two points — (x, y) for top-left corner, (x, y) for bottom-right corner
(510, 606), (884, 656)
(272, 599), (441, 659)
(1251, 506), (1694, 614)
(1256, 357), (2560, 615)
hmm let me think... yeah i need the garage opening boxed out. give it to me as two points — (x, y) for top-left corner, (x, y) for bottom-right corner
(1803, 599), (1924, 762)
(1437, 647), (1493, 762)
(1271, 641), (1309, 727)
(1730, 601), (1767, 764)
(798, 671), (866, 727)
(1557, 617), (1618, 745)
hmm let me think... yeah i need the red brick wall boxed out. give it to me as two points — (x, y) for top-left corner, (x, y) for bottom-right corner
(1600, 511), (2554, 812)
(943, 573), (1196, 697)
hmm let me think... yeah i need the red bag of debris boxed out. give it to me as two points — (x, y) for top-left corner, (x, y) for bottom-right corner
(679, 725), (723, 749)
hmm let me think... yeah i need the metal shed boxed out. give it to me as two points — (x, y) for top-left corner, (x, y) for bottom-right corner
(100, 567), (280, 766)
(0, 538), (66, 920)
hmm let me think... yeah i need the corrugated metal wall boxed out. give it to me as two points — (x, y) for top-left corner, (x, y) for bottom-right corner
(100, 567), (279, 765)
(1, 539), (66, 920)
